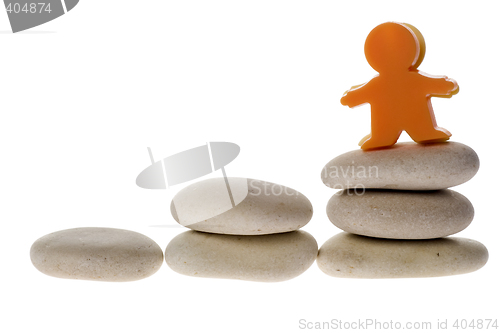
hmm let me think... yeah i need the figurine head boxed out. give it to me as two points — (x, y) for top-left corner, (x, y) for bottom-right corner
(364, 22), (426, 73)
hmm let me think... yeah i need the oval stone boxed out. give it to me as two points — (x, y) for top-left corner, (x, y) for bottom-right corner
(30, 227), (164, 282)
(327, 189), (474, 239)
(321, 142), (479, 190)
(317, 232), (488, 278)
(165, 230), (318, 282)
(171, 177), (313, 235)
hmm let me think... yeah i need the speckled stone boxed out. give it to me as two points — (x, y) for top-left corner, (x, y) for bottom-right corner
(171, 177), (313, 235)
(30, 228), (163, 282)
(321, 141), (479, 190)
(327, 189), (474, 239)
(317, 232), (488, 279)
(165, 230), (318, 282)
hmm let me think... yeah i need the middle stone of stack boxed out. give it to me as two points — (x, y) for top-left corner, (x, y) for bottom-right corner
(321, 142), (479, 240)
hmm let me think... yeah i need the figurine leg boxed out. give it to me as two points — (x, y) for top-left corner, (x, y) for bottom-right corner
(406, 125), (451, 143)
(405, 104), (451, 143)
(358, 133), (372, 147)
(360, 129), (401, 150)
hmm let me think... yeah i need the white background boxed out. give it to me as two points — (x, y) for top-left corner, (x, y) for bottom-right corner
(1, 1), (498, 332)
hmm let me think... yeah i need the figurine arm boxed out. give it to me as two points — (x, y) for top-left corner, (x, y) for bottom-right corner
(420, 73), (459, 98)
(340, 82), (370, 107)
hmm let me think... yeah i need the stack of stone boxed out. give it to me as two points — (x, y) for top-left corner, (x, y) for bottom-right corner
(317, 141), (488, 278)
(165, 177), (317, 282)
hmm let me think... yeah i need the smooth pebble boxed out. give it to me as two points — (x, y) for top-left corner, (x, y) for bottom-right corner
(321, 141), (479, 190)
(327, 189), (474, 239)
(317, 232), (488, 278)
(165, 230), (318, 282)
(30, 227), (163, 282)
(171, 177), (313, 235)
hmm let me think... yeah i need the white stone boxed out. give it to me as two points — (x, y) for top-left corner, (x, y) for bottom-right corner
(321, 141), (479, 190)
(30, 227), (163, 282)
(165, 230), (318, 282)
(171, 177), (313, 235)
(317, 232), (488, 278)
(327, 189), (474, 239)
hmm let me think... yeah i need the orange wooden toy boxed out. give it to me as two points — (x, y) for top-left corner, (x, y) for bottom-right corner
(341, 22), (459, 150)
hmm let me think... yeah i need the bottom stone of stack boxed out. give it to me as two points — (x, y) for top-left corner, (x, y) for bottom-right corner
(165, 230), (318, 282)
(317, 232), (488, 279)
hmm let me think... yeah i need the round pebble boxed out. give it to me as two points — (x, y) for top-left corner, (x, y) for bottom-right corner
(165, 230), (318, 282)
(317, 232), (488, 279)
(321, 141), (479, 190)
(30, 227), (164, 282)
(327, 189), (474, 239)
(171, 177), (313, 235)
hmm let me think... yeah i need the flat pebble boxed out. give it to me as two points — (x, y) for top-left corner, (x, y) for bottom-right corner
(165, 230), (318, 282)
(327, 189), (474, 239)
(321, 141), (479, 190)
(171, 177), (313, 235)
(317, 232), (488, 278)
(30, 227), (163, 282)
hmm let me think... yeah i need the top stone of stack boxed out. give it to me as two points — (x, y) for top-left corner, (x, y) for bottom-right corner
(321, 141), (479, 191)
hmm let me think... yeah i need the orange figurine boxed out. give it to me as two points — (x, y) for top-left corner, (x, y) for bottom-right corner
(341, 22), (459, 150)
